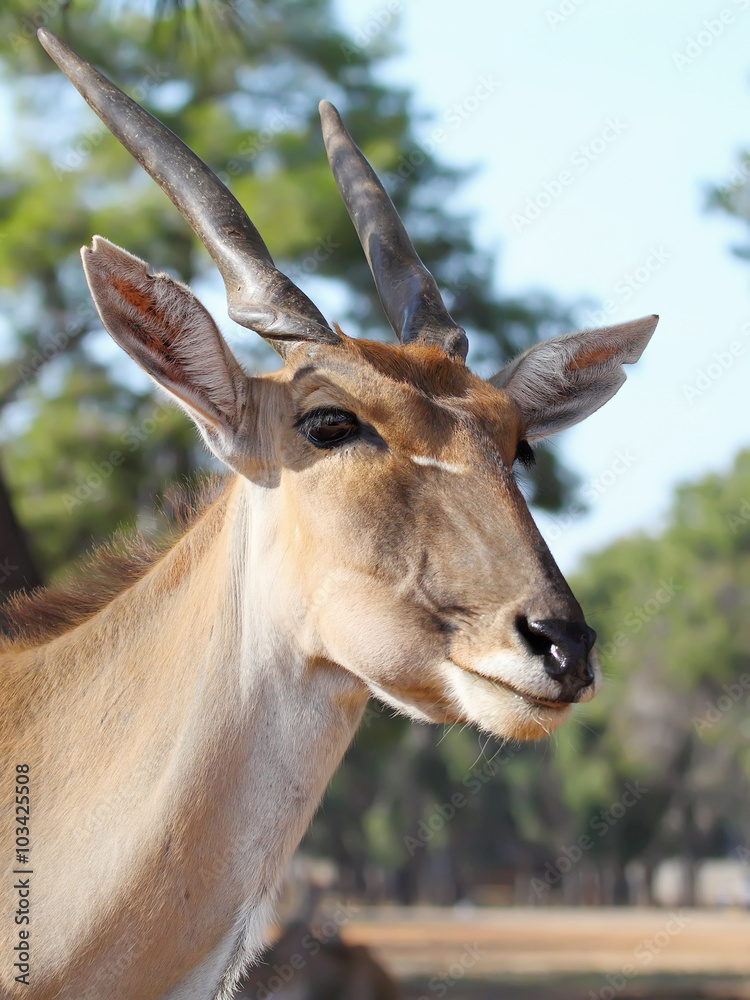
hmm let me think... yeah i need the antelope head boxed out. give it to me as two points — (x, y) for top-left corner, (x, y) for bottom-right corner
(39, 30), (657, 742)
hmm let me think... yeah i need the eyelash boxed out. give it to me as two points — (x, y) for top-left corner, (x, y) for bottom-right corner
(515, 440), (536, 469)
(295, 407), (360, 448)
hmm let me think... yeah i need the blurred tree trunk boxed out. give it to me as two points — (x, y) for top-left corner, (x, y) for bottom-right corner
(0, 460), (42, 601)
(611, 863), (630, 905)
(679, 801), (699, 907)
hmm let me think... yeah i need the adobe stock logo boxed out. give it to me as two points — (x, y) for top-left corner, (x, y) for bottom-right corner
(682, 322), (750, 404)
(672, 3), (749, 72)
(511, 118), (628, 234)
(692, 674), (750, 736)
(531, 781), (648, 898)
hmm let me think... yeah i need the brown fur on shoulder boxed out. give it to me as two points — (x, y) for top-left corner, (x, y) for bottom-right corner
(0, 475), (231, 652)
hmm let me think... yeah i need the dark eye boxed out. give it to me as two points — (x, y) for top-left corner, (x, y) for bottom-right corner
(297, 408), (360, 448)
(515, 440), (536, 469)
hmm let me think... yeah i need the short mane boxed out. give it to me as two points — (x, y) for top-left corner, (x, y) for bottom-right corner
(0, 476), (231, 652)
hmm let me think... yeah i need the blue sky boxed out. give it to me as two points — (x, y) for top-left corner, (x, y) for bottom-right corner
(334, 0), (750, 571)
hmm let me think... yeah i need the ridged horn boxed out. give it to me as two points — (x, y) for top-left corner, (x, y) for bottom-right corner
(319, 100), (468, 360)
(37, 28), (340, 356)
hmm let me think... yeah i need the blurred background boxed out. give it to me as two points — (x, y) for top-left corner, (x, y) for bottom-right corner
(1, 1), (749, 997)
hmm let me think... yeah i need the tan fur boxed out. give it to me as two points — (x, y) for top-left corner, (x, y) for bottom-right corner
(0, 478), (227, 651)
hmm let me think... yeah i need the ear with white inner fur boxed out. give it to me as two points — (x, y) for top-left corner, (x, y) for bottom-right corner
(490, 315), (658, 441)
(82, 236), (254, 468)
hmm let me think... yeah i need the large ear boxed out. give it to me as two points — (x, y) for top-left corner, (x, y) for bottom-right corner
(82, 236), (256, 468)
(490, 315), (658, 441)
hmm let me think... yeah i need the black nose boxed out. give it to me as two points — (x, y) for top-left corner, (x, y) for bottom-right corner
(518, 617), (597, 698)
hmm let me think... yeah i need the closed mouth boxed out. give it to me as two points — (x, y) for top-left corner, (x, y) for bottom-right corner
(456, 662), (571, 710)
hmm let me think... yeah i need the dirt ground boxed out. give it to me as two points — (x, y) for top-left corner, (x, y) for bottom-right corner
(340, 907), (750, 1000)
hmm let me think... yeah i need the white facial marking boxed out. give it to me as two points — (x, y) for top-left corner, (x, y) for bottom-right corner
(442, 659), (573, 740)
(410, 455), (466, 474)
(471, 649), (600, 703)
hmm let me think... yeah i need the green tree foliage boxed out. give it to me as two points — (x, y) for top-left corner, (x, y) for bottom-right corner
(553, 450), (750, 902)
(0, 0), (571, 580)
(708, 146), (750, 262)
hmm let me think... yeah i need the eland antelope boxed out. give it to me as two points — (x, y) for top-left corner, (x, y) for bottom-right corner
(0, 27), (658, 1000)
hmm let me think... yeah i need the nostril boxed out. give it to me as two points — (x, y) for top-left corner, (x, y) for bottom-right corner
(518, 617), (597, 688)
(515, 615), (553, 658)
